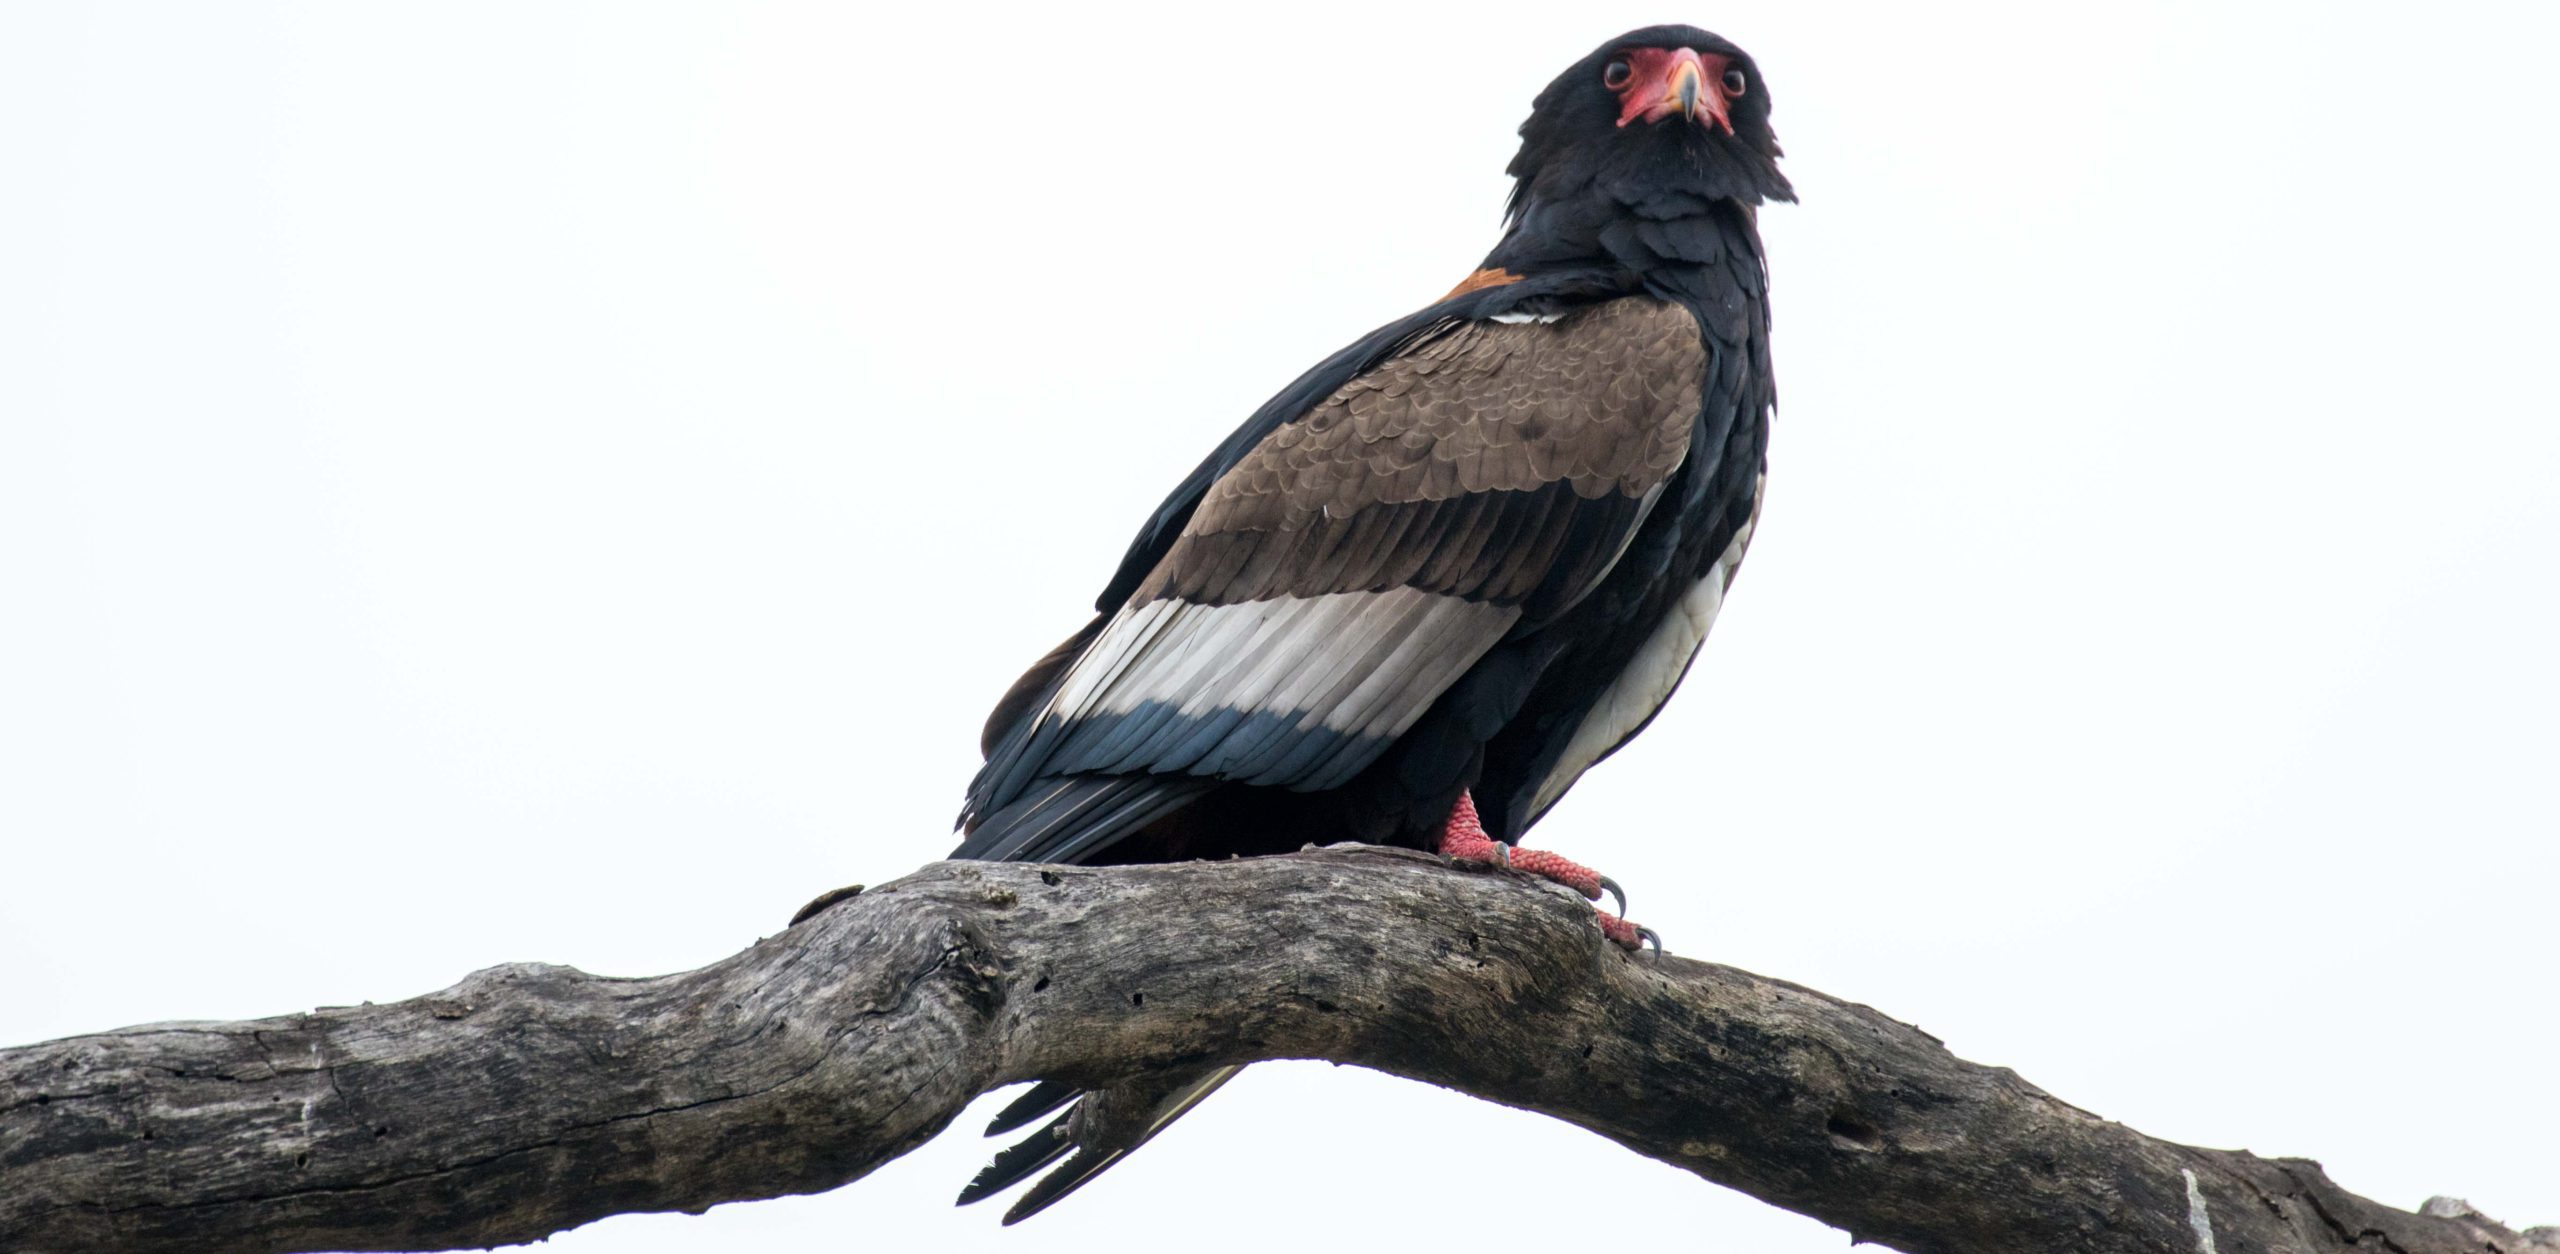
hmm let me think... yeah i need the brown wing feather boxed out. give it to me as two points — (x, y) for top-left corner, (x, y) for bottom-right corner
(1132, 298), (1704, 613)
(971, 296), (1709, 823)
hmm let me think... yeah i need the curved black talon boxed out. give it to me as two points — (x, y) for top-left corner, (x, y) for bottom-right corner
(1636, 926), (1664, 956)
(1597, 874), (1627, 918)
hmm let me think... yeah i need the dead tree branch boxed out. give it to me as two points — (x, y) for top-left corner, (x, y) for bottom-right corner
(2, 847), (2548, 1254)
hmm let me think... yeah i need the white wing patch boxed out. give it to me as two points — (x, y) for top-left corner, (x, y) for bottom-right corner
(1529, 498), (1759, 817)
(1044, 588), (1519, 741)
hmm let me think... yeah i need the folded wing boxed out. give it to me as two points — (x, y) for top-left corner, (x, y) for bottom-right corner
(958, 296), (1708, 863)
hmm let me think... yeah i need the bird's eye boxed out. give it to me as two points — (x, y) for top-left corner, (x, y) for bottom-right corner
(1722, 67), (1748, 96)
(1603, 59), (1633, 89)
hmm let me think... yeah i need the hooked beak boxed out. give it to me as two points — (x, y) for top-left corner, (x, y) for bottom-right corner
(1619, 47), (1734, 135)
(1670, 54), (1705, 123)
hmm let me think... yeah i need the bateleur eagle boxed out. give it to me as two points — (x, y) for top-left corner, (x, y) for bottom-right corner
(949, 24), (1792, 1222)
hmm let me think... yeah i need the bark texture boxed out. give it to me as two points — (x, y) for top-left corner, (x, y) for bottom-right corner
(1, 847), (2548, 1254)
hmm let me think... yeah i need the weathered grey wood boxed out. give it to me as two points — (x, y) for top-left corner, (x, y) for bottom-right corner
(1, 847), (2548, 1254)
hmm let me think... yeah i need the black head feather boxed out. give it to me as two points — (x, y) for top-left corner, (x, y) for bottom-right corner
(1508, 25), (1791, 216)
(1488, 26), (1792, 284)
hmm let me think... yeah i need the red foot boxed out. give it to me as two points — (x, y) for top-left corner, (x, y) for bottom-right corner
(1439, 791), (1651, 952)
(1435, 792), (1604, 900)
(1595, 911), (1647, 952)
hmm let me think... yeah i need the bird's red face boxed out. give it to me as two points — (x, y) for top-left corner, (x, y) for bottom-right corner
(1604, 46), (1742, 135)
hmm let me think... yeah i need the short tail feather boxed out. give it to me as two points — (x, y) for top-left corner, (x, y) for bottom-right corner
(984, 1079), (1080, 1137)
(950, 764), (1234, 1221)
(956, 1116), (1074, 1207)
(957, 1068), (1243, 1223)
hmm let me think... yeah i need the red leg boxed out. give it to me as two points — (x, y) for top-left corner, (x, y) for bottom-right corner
(1437, 790), (1651, 951)
(1433, 789), (1504, 863)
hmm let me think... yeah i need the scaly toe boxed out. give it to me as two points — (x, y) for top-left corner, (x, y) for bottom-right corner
(1505, 847), (1605, 901)
(1596, 911), (1650, 952)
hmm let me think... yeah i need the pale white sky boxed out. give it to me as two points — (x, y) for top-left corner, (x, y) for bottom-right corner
(4, 3), (2554, 1250)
